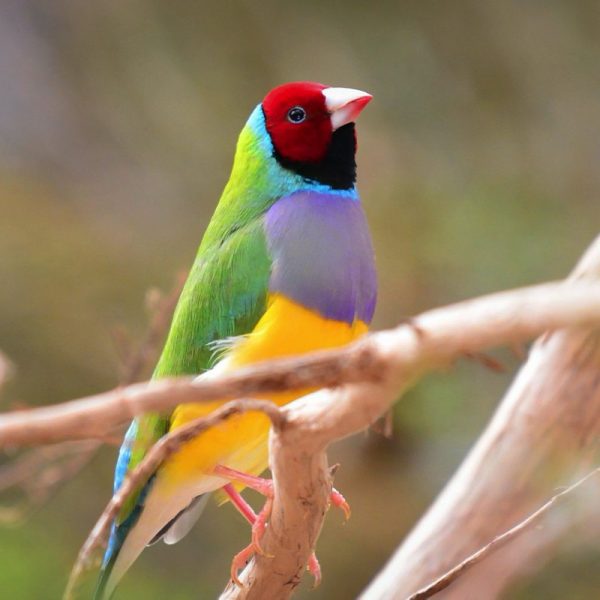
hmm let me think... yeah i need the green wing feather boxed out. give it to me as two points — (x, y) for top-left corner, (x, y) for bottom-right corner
(154, 217), (271, 378)
(116, 216), (272, 523)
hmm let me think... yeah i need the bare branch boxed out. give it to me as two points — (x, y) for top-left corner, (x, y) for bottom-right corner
(408, 468), (600, 600)
(0, 275), (184, 521)
(362, 234), (600, 600)
(119, 272), (186, 384)
(2, 281), (600, 449)
(0, 441), (99, 523)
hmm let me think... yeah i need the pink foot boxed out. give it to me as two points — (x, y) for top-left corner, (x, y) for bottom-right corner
(230, 542), (255, 587)
(331, 486), (351, 520)
(217, 465), (349, 587)
(307, 552), (322, 587)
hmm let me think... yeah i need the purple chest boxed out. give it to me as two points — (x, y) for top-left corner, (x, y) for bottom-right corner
(264, 191), (377, 324)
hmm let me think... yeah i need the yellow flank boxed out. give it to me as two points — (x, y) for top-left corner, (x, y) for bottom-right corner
(162, 293), (368, 488)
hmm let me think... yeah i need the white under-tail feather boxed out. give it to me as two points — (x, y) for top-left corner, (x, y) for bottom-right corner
(163, 494), (210, 545)
(104, 476), (224, 598)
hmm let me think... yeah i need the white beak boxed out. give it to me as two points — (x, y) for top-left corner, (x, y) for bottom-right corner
(322, 87), (373, 130)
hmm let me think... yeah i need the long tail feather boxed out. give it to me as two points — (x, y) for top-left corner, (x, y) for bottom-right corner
(95, 480), (217, 598)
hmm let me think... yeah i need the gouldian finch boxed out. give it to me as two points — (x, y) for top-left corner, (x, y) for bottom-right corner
(96, 81), (376, 598)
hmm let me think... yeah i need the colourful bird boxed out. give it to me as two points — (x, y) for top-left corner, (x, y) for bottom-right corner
(95, 81), (377, 598)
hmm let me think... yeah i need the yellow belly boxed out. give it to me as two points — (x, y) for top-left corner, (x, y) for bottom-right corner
(161, 293), (367, 488)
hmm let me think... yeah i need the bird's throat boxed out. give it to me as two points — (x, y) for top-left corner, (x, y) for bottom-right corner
(272, 122), (357, 190)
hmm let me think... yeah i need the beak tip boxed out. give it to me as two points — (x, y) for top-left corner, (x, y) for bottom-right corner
(323, 87), (373, 130)
(356, 93), (373, 108)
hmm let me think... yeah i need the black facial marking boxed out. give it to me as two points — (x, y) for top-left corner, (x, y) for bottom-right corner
(273, 123), (357, 190)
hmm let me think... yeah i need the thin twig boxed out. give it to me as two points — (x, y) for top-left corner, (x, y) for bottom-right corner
(0, 337), (384, 448)
(0, 441), (99, 522)
(463, 351), (506, 373)
(408, 468), (600, 600)
(64, 398), (283, 600)
(370, 409), (394, 439)
(0, 276), (184, 518)
(119, 272), (186, 384)
(0, 350), (14, 392)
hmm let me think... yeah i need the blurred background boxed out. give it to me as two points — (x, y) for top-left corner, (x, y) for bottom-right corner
(0, 1), (599, 598)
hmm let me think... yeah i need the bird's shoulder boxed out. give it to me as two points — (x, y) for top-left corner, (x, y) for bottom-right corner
(153, 216), (272, 378)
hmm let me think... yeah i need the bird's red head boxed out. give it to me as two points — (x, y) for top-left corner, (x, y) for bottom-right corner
(262, 81), (372, 164)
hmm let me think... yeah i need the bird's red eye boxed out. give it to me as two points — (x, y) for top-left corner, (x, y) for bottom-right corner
(287, 106), (306, 124)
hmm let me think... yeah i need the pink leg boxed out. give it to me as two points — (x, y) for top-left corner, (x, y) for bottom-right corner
(214, 464), (273, 496)
(221, 481), (274, 586)
(223, 483), (256, 524)
(222, 484), (274, 554)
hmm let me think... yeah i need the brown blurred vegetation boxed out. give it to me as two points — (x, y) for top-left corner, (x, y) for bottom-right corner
(0, 1), (599, 598)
